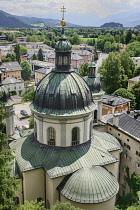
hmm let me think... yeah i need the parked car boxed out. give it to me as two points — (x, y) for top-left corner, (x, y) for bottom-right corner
(20, 110), (28, 116)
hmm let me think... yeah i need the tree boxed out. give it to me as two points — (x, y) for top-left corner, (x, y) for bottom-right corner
(126, 41), (140, 57)
(0, 103), (18, 210)
(86, 38), (95, 46)
(134, 66), (140, 77)
(21, 61), (32, 80)
(37, 48), (44, 61)
(113, 88), (136, 110)
(2, 58), (12, 62)
(119, 52), (135, 78)
(20, 45), (27, 54)
(48, 201), (83, 210)
(130, 81), (140, 110)
(19, 200), (46, 210)
(125, 30), (132, 44)
(22, 87), (35, 102)
(14, 44), (21, 63)
(98, 52), (127, 94)
(32, 53), (38, 60)
(29, 115), (34, 129)
(6, 52), (16, 61)
(79, 62), (89, 76)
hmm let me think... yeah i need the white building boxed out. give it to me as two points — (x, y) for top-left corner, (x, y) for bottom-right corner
(2, 77), (25, 95)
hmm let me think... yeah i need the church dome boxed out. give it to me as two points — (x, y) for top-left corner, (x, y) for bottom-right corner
(58, 166), (119, 204)
(55, 34), (72, 52)
(32, 71), (95, 116)
(84, 76), (101, 94)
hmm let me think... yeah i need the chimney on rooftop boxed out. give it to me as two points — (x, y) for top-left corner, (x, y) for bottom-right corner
(113, 113), (120, 127)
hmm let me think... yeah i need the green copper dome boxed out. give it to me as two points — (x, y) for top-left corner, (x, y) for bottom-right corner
(58, 166), (119, 204)
(55, 34), (72, 52)
(31, 71), (95, 116)
(88, 61), (96, 68)
(84, 76), (101, 94)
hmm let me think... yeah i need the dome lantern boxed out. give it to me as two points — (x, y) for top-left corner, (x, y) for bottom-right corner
(55, 6), (72, 71)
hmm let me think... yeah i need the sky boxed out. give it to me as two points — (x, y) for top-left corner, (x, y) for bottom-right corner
(0, 0), (140, 26)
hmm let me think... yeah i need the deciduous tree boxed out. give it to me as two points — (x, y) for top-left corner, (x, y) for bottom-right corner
(21, 61), (32, 80)
(0, 103), (18, 210)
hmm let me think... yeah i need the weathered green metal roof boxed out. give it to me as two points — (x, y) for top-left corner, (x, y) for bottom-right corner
(84, 76), (102, 94)
(88, 61), (96, 68)
(10, 132), (118, 179)
(0, 85), (14, 106)
(93, 129), (123, 152)
(55, 34), (72, 52)
(31, 71), (96, 116)
(58, 166), (119, 203)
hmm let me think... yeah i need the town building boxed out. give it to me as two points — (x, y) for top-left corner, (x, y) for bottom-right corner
(128, 75), (140, 89)
(132, 57), (140, 67)
(0, 61), (23, 80)
(102, 94), (131, 115)
(0, 45), (13, 59)
(2, 77), (25, 95)
(10, 13), (122, 210)
(101, 111), (140, 196)
(72, 49), (92, 63)
(34, 63), (55, 85)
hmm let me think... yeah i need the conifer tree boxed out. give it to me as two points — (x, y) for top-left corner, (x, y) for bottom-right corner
(32, 53), (38, 60)
(14, 44), (21, 63)
(0, 103), (18, 210)
(37, 48), (44, 61)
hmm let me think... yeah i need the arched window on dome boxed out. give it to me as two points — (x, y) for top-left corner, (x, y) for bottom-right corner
(72, 127), (80, 146)
(94, 110), (98, 123)
(48, 127), (55, 146)
(34, 121), (37, 139)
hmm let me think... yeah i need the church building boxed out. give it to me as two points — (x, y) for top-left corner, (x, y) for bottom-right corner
(9, 8), (122, 210)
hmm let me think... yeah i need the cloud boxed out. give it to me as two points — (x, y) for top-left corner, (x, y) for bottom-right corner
(0, 0), (140, 20)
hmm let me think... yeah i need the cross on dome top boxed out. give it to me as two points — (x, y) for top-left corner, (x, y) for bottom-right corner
(60, 6), (66, 28)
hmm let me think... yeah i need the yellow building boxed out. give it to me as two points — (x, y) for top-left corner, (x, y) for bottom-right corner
(0, 61), (23, 80)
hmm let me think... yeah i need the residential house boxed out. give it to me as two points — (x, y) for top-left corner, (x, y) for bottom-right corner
(48, 52), (84, 69)
(128, 75), (140, 89)
(2, 77), (25, 95)
(102, 94), (131, 115)
(72, 49), (92, 63)
(0, 61), (23, 80)
(0, 45), (13, 59)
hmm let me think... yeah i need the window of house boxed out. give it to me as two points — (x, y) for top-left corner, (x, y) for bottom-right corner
(124, 153), (132, 161)
(124, 143), (131, 150)
(127, 139), (129, 142)
(48, 127), (55, 146)
(136, 151), (140, 157)
(13, 197), (19, 205)
(72, 127), (79, 146)
(136, 163), (140, 168)
(14, 86), (16, 89)
(118, 133), (120, 136)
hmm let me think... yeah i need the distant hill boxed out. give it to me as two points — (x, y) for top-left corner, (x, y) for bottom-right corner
(98, 10), (140, 27)
(0, 10), (82, 28)
(100, 22), (123, 28)
(0, 10), (31, 28)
